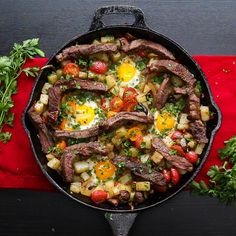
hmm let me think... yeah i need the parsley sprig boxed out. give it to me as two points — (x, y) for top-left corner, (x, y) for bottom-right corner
(190, 136), (236, 204)
(0, 38), (45, 143)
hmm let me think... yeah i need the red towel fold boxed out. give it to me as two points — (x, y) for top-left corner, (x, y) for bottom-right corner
(0, 56), (235, 191)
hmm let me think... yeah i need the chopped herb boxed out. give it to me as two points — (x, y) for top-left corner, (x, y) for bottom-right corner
(124, 140), (131, 148)
(136, 58), (147, 71)
(195, 81), (202, 97)
(47, 146), (62, 155)
(152, 76), (164, 84)
(162, 97), (186, 116)
(140, 142), (146, 149)
(76, 83), (81, 89)
(77, 58), (88, 67)
(169, 150), (178, 155)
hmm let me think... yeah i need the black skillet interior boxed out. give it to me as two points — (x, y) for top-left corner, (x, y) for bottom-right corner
(22, 5), (221, 213)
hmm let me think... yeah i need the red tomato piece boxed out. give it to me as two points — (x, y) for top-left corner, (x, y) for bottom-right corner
(170, 168), (180, 185)
(162, 169), (171, 183)
(89, 61), (108, 74)
(123, 87), (138, 101)
(101, 97), (108, 111)
(135, 135), (144, 149)
(171, 145), (185, 156)
(63, 63), (80, 77)
(171, 131), (183, 140)
(91, 190), (108, 203)
(122, 98), (138, 112)
(110, 96), (124, 112)
(137, 51), (147, 57)
(185, 151), (198, 164)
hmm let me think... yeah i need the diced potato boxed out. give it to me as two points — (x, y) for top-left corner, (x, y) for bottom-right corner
(188, 140), (196, 149)
(41, 82), (52, 94)
(136, 93), (147, 103)
(92, 39), (100, 44)
(81, 172), (90, 181)
(111, 52), (121, 62)
(200, 105), (210, 122)
(101, 35), (115, 43)
(56, 69), (63, 79)
(78, 71), (87, 79)
(150, 151), (163, 164)
(80, 178), (98, 197)
(195, 143), (205, 155)
(184, 132), (193, 139)
(163, 136), (174, 147)
(34, 101), (45, 114)
(177, 113), (190, 130)
(142, 135), (152, 149)
(47, 158), (61, 170)
(118, 173), (132, 185)
(135, 181), (150, 191)
(143, 84), (151, 94)
(106, 143), (114, 152)
(74, 161), (89, 174)
(40, 94), (48, 105)
(111, 136), (122, 146)
(91, 52), (109, 62)
(104, 179), (115, 197)
(105, 74), (116, 89)
(87, 160), (96, 170)
(46, 153), (55, 161)
(70, 182), (82, 194)
(116, 126), (127, 138)
(113, 183), (131, 196)
(47, 72), (58, 84)
(140, 154), (149, 163)
(147, 53), (158, 58)
(97, 74), (106, 82)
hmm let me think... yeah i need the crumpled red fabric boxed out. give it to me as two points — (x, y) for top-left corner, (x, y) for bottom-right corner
(0, 56), (235, 191)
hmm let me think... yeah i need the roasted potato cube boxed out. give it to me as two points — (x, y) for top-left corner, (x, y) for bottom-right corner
(70, 182), (82, 194)
(135, 181), (150, 191)
(200, 105), (210, 122)
(47, 158), (61, 170)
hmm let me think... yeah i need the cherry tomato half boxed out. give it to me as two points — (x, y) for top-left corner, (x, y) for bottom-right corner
(170, 145), (185, 156)
(170, 168), (180, 185)
(110, 96), (124, 112)
(162, 169), (171, 183)
(89, 61), (108, 74)
(123, 87), (138, 101)
(56, 140), (67, 150)
(91, 190), (108, 203)
(171, 131), (183, 140)
(135, 135), (144, 149)
(127, 127), (142, 141)
(122, 98), (138, 112)
(185, 151), (198, 164)
(63, 63), (80, 77)
(95, 160), (116, 181)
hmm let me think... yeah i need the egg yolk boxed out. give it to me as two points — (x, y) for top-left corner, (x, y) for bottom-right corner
(156, 112), (175, 132)
(117, 62), (136, 82)
(76, 104), (95, 125)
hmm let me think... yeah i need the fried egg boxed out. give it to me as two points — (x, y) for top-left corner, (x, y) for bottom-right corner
(154, 110), (177, 133)
(117, 57), (141, 88)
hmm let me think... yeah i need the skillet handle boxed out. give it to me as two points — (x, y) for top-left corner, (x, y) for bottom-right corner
(105, 212), (138, 236)
(89, 5), (148, 31)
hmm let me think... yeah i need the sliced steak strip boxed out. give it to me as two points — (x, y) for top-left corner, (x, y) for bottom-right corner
(61, 142), (108, 182)
(152, 138), (193, 172)
(54, 126), (99, 139)
(155, 77), (173, 110)
(189, 120), (208, 143)
(120, 39), (175, 60)
(48, 79), (107, 123)
(99, 112), (154, 131)
(112, 156), (166, 188)
(148, 59), (200, 120)
(28, 105), (54, 153)
(56, 43), (117, 62)
(118, 37), (130, 51)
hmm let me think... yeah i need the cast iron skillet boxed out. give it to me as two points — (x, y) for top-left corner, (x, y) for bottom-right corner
(22, 5), (222, 236)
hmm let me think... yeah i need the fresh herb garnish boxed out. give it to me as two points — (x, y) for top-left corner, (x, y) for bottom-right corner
(152, 75), (164, 84)
(161, 97), (186, 116)
(136, 58), (147, 71)
(0, 38), (44, 143)
(190, 136), (236, 204)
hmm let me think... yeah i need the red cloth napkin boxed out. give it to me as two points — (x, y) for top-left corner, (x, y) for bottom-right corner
(0, 56), (235, 191)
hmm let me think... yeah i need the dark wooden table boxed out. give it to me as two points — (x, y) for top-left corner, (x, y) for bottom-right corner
(0, 1), (236, 235)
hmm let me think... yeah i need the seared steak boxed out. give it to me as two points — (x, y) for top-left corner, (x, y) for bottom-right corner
(99, 112), (154, 131)
(48, 79), (107, 123)
(61, 142), (108, 182)
(112, 156), (166, 188)
(28, 105), (54, 153)
(120, 39), (175, 60)
(189, 120), (208, 143)
(54, 126), (99, 139)
(152, 138), (193, 172)
(56, 43), (117, 62)
(155, 77), (173, 110)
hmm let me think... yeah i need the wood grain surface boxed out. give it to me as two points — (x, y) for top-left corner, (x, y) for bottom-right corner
(0, 1), (236, 235)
